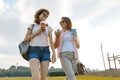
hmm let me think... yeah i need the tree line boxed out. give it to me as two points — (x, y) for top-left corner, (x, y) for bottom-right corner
(0, 65), (31, 77)
(0, 65), (92, 77)
(0, 65), (66, 77)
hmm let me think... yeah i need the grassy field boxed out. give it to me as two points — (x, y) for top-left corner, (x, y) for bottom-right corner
(0, 76), (120, 80)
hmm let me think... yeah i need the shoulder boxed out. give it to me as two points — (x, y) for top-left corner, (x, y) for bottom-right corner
(47, 26), (52, 28)
(47, 26), (53, 30)
(28, 23), (37, 30)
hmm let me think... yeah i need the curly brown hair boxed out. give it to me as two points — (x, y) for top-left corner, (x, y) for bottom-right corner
(61, 17), (72, 30)
(34, 9), (49, 24)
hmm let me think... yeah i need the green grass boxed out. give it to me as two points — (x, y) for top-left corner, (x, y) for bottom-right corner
(0, 76), (120, 80)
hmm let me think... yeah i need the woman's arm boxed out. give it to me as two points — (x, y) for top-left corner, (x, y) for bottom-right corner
(54, 29), (61, 49)
(73, 33), (80, 49)
(48, 31), (56, 63)
(54, 35), (60, 49)
(24, 27), (42, 43)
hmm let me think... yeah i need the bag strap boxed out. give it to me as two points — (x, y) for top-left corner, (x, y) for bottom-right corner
(27, 24), (34, 43)
(31, 24), (34, 34)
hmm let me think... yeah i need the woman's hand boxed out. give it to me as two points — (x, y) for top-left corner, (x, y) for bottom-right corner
(51, 53), (56, 63)
(35, 27), (44, 35)
(54, 29), (61, 37)
(72, 33), (77, 41)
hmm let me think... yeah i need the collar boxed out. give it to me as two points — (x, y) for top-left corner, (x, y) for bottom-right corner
(62, 29), (66, 32)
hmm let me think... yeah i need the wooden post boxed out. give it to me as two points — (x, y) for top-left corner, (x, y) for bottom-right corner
(107, 53), (111, 69)
(113, 54), (117, 70)
(118, 60), (120, 67)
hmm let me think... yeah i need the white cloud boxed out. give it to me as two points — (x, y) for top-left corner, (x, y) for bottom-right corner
(0, 0), (120, 70)
(104, 0), (120, 7)
(0, 35), (7, 46)
(0, 0), (5, 12)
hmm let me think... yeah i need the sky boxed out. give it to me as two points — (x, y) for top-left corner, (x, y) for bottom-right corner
(0, 0), (120, 70)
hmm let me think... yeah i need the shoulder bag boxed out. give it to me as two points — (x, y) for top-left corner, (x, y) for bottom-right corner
(76, 60), (86, 75)
(18, 24), (34, 61)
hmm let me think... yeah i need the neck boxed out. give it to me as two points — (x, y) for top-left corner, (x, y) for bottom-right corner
(62, 29), (66, 32)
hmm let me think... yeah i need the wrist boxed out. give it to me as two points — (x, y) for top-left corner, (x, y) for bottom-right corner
(56, 36), (60, 39)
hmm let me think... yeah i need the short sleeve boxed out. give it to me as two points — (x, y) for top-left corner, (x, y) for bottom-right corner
(28, 24), (34, 30)
(47, 26), (53, 33)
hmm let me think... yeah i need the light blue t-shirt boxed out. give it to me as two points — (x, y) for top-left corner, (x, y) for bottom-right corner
(61, 30), (74, 52)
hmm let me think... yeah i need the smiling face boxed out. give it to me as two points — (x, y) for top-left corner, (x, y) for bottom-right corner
(39, 11), (48, 21)
(34, 9), (49, 24)
(59, 19), (67, 29)
(59, 17), (72, 30)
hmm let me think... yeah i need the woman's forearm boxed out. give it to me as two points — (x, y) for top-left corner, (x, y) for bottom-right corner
(54, 36), (60, 49)
(24, 29), (42, 43)
(74, 39), (80, 48)
(49, 32), (56, 54)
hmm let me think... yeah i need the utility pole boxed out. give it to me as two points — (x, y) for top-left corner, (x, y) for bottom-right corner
(16, 63), (18, 69)
(16, 63), (18, 77)
(100, 43), (106, 70)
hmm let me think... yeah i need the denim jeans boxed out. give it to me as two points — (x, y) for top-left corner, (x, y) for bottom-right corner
(28, 46), (51, 62)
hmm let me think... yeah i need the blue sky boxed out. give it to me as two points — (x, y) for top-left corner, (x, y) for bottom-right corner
(4, 0), (17, 4)
(0, 0), (120, 70)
